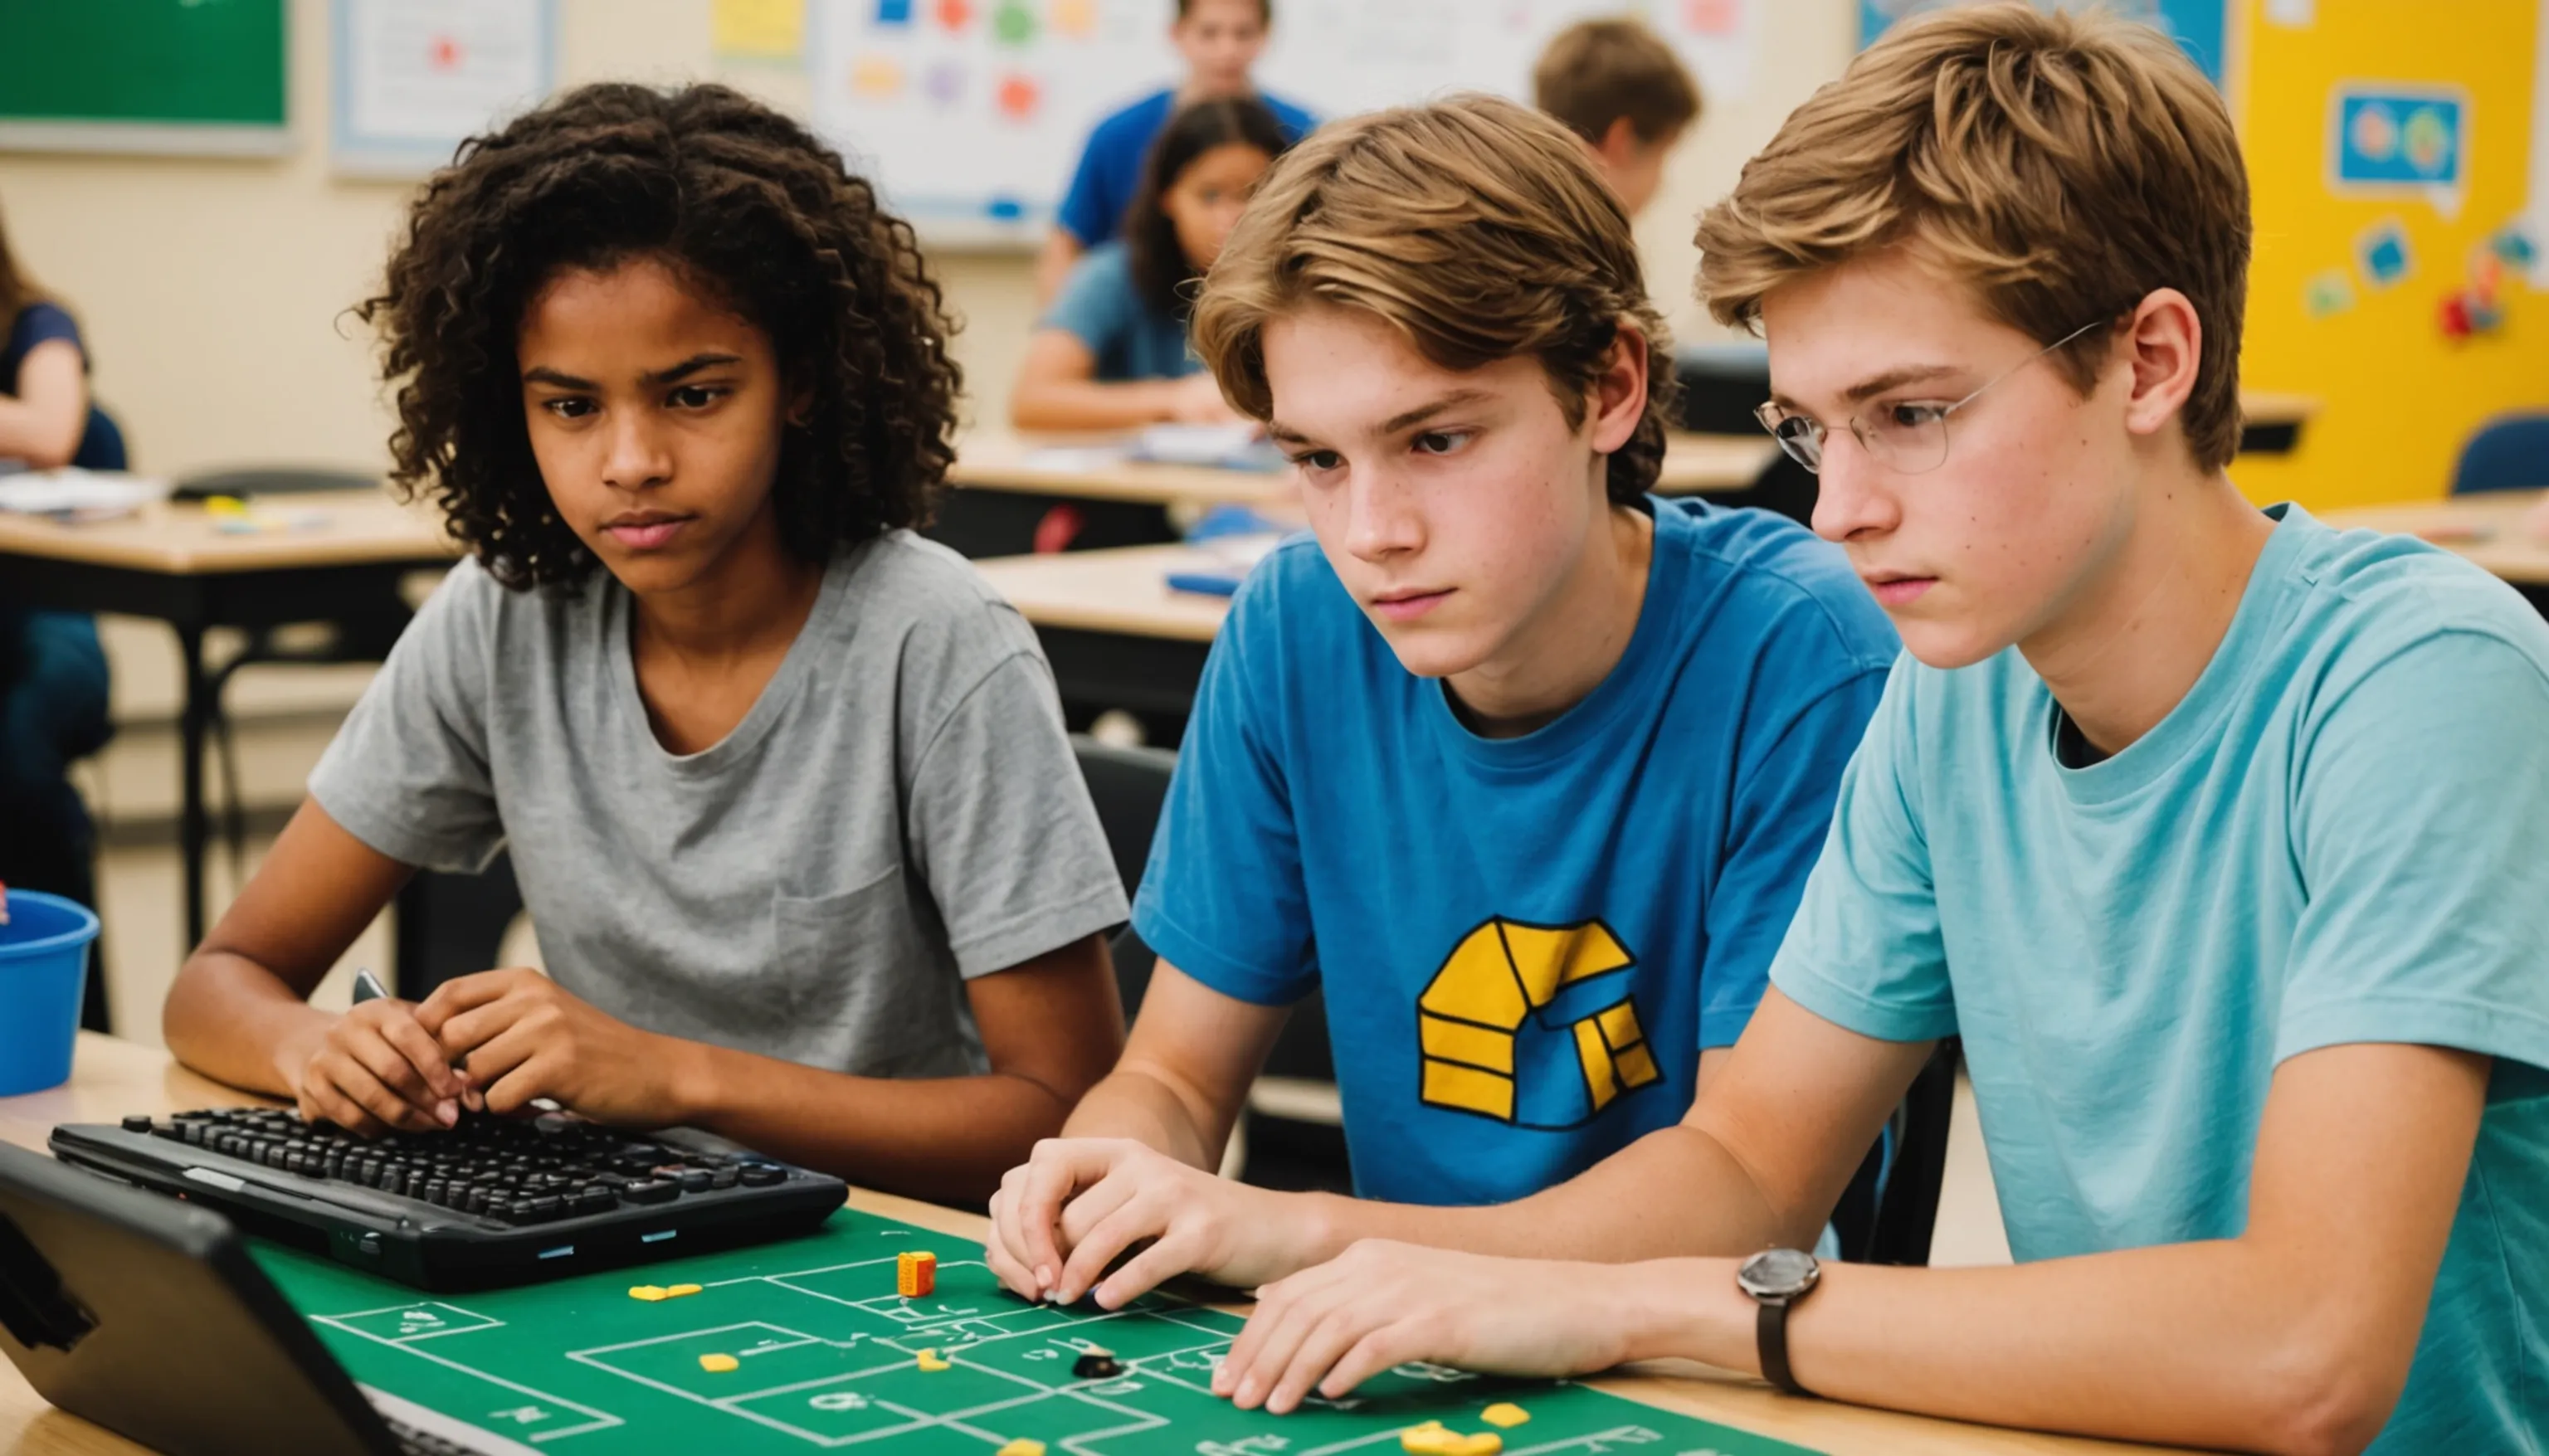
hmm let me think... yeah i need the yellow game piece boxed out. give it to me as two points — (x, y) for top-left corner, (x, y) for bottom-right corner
(665, 1283), (703, 1298)
(897, 1250), (938, 1298)
(1480, 1405), (1531, 1429)
(699, 1353), (739, 1373)
(1399, 1422), (1456, 1456)
(1452, 1436), (1502, 1456)
(997, 1442), (1045, 1456)
(627, 1285), (670, 1302)
(916, 1348), (951, 1371)
(205, 495), (249, 517)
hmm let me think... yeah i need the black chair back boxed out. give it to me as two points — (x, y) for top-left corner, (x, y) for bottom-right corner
(1826, 1039), (1961, 1265)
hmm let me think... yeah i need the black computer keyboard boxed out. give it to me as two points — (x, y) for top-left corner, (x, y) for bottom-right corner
(391, 1418), (490, 1456)
(51, 1107), (846, 1292)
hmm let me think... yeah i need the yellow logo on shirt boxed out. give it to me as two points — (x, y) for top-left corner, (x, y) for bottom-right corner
(1416, 917), (1661, 1128)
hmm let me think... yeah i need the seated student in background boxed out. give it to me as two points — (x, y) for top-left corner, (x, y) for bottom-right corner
(1011, 98), (1288, 432)
(1532, 17), (1700, 219)
(1036, 0), (1313, 304)
(1183, 10), (2549, 1451)
(161, 83), (1132, 1206)
(986, 95), (1898, 1307)
(0, 197), (119, 941)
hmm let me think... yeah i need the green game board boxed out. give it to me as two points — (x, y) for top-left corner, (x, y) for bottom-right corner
(251, 1206), (1819, 1456)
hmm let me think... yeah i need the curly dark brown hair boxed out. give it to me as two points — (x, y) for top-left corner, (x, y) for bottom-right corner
(359, 82), (963, 588)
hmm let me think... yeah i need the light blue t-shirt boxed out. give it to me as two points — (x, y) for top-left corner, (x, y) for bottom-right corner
(1135, 499), (1899, 1205)
(1040, 242), (1197, 383)
(1772, 504), (2549, 1452)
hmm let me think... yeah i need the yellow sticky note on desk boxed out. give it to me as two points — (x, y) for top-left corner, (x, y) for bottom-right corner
(713, 0), (802, 59)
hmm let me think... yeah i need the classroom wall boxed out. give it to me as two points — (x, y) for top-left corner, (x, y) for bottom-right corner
(0, 0), (1850, 487)
(2228, 0), (2549, 509)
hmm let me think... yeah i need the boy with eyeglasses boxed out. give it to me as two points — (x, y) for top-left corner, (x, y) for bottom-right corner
(1191, 9), (2549, 1453)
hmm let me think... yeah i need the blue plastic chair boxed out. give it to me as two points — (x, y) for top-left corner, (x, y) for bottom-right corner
(2449, 412), (2549, 494)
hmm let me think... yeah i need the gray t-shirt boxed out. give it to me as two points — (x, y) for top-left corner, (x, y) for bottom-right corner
(308, 532), (1129, 1080)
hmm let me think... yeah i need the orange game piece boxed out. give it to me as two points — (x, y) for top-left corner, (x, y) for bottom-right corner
(897, 1250), (938, 1298)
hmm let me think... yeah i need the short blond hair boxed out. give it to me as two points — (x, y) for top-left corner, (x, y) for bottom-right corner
(1695, 2), (2250, 469)
(1534, 17), (1701, 147)
(1192, 94), (1679, 504)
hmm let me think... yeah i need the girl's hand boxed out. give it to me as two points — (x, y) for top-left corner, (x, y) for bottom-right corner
(417, 968), (698, 1125)
(1165, 372), (1245, 425)
(1214, 1242), (1637, 1415)
(280, 997), (468, 1136)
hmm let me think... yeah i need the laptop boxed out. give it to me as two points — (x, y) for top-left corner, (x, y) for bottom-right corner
(0, 1139), (533, 1455)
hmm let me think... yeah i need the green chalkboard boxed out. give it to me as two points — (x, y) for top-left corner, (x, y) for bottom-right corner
(0, 0), (288, 155)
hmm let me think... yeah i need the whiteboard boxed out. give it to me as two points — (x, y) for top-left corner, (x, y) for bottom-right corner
(807, 0), (1760, 247)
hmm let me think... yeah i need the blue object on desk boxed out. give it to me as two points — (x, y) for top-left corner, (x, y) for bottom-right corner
(0, 889), (99, 1095)
(1167, 572), (1243, 598)
(1186, 504), (1286, 542)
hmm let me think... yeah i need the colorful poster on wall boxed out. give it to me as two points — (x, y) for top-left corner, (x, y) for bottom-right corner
(810, 0), (1762, 245)
(2329, 83), (2468, 212)
(1857, 0), (2228, 85)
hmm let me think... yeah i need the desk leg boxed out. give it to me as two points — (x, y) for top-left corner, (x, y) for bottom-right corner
(176, 622), (212, 951)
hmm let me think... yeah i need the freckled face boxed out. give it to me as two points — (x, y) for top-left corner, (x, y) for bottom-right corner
(1762, 250), (2136, 669)
(517, 256), (796, 598)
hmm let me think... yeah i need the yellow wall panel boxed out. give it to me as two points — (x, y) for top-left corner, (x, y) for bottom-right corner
(2232, 0), (2546, 509)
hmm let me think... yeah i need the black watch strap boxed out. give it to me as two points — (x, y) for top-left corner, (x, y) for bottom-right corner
(1757, 1296), (1807, 1397)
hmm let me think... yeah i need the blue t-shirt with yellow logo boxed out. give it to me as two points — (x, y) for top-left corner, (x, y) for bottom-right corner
(1133, 499), (1898, 1205)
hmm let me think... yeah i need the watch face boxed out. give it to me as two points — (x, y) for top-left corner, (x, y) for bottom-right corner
(1738, 1247), (1820, 1300)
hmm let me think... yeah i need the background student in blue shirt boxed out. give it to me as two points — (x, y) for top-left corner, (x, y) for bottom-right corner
(1187, 12), (2549, 1453)
(0, 195), (119, 962)
(1033, 0), (1313, 304)
(1011, 97), (1288, 433)
(985, 97), (1895, 1310)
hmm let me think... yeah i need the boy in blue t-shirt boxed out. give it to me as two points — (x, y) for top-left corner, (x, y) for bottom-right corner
(984, 96), (1895, 1308)
(1033, 0), (1313, 304)
(1196, 10), (2549, 1454)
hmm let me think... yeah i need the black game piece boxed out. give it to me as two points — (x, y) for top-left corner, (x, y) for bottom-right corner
(1073, 1350), (1123, 1380)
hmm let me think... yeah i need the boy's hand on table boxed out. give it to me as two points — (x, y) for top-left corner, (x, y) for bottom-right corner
(1216, 1242), (1637, 1415)
(280, 996), (469, 1136)
(417, 968), (695, 1125)
(987, 1137), (1330, 1309)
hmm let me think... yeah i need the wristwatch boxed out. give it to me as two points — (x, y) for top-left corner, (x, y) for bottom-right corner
(1735, 1248), (1821, 1397)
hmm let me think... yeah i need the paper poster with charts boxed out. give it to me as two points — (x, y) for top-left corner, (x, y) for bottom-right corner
(807, 0), (1760, 244)
(332, 0), (556, 178)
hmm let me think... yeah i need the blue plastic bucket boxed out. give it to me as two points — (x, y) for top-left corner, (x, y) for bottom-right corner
(0, 889), (100, 1096)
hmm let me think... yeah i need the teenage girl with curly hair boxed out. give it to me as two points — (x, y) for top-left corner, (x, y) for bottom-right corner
(163, 84), (1130, 1204)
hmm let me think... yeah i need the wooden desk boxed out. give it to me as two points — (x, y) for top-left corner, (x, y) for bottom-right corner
(937, 435), (1782, 559)
(0, 1035), (2162, 1456)
(951, 432), (1777, 505)
(949, 436), (1294, 509)
(0, 489), (461, 952)
(2320, 490), (2549, 587)
(975, 546), (1226, 718)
